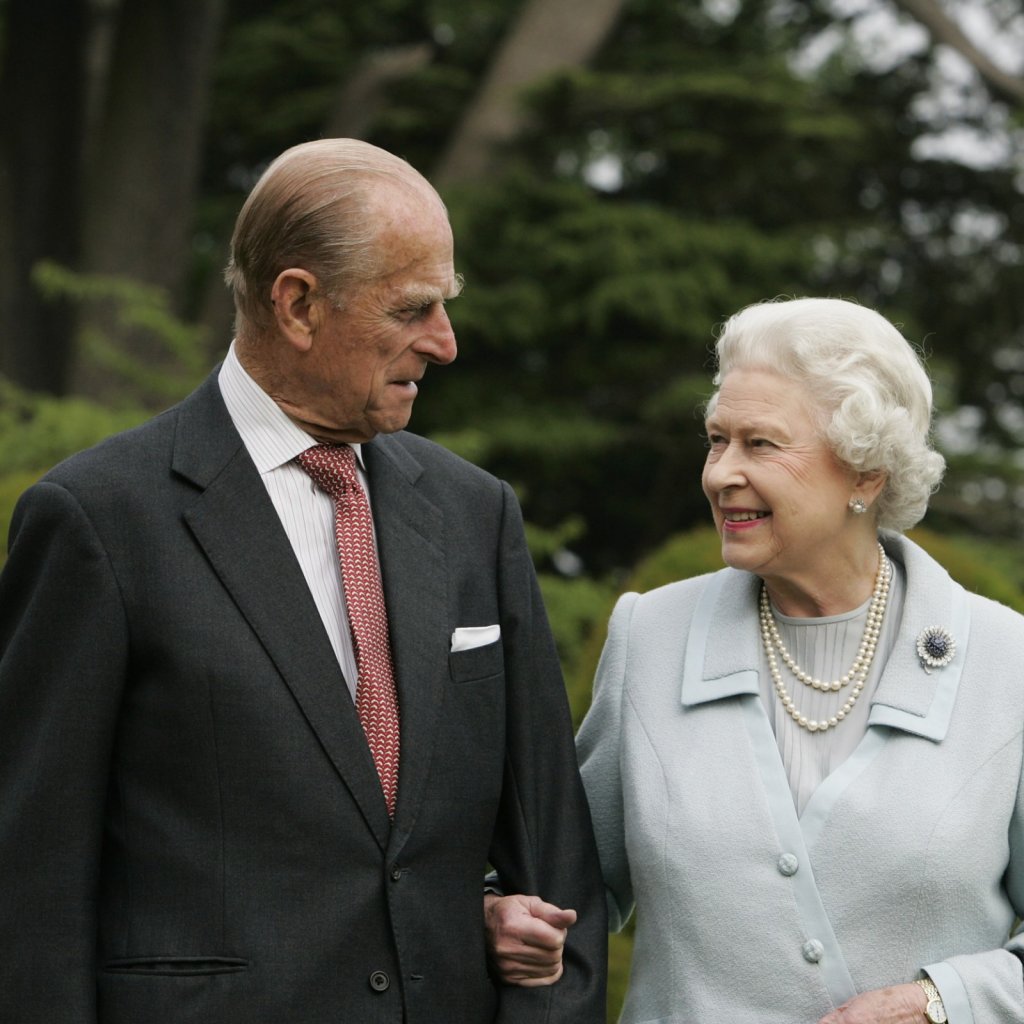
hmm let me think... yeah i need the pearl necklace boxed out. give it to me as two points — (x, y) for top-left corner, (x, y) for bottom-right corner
(759, 542), (891, 733)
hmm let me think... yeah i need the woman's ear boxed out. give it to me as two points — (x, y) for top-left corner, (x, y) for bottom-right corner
(270, 268), (320, 352)
(853, 469), (887, 510)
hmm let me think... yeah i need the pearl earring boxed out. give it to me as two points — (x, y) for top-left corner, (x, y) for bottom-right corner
(848, 498), (868, 515)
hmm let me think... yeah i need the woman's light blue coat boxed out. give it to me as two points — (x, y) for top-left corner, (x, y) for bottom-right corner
(580, 533), (1024, 1023)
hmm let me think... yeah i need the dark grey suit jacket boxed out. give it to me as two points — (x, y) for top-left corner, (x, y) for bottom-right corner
(0, 372), (606, 1023)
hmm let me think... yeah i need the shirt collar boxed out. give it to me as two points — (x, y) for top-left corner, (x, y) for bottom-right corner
(218, 341), (366, 474)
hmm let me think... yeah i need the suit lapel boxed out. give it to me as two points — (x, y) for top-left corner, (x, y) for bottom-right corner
(172, 375), (392, 847)
(867, 533), (970, 742)
(363, 435), (448, 853)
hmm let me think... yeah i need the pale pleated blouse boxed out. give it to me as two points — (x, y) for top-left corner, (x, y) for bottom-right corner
(759, 556), (906, 815)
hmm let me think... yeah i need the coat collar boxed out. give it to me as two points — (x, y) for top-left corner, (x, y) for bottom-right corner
(680, 532), (971, 742)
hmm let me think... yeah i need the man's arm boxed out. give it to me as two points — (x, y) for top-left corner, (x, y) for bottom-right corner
(486, 481), (607, 1023)
(0, 481), (128, 1022)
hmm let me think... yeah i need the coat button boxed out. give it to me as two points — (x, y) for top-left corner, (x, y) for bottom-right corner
(390, 867), (403, 882)
(802, 940), (824, 963)
(777, 853), (799, 876)
(369, 970), (390, 992)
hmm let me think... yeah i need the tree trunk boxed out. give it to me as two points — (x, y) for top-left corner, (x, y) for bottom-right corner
(0, 0), (90, 394)
(433, 0), (627, 187)
(73, 0), (226, 399)
(324, 42), (435, 141)
(892, 0), (1024, 106)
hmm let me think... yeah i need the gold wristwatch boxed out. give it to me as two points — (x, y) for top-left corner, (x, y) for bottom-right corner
(915, 977), (947, 1023)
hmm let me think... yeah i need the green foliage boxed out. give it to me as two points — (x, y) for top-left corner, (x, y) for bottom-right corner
(0, 261), (212, 565)
(184, 0), (1024, 572)
(522, 515), (587, 562)
(407, 0), (1016, 574)
(432, 413), (621, 478)
(32, 261), (210, 404)
(0, 380), (149, 563)
(0, 378), (147, 477)
(210, 4), (357, 151)
(623, 524), (727, 593)
(908, 525), (1024, 613)
(607, 925), (634, 1023)
(440, 0), (1023, 563)
(538, 570), (618, 725)
(929, 448), (1024, 549)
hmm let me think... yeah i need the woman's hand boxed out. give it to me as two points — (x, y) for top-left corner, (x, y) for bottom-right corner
(483, 893), (577, 986)
(817, 982), (929, 1023)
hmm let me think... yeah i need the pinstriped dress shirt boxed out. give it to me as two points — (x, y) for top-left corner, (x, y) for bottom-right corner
(218, 342), (371, 701)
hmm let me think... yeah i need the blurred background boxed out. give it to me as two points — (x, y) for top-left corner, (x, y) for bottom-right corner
(1, 0), (1023, 1015)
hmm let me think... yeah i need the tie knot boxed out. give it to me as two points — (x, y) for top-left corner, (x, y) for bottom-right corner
(297, 444), (359, 500)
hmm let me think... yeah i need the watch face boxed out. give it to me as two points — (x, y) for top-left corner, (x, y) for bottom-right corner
(926, 997), (948, 1024)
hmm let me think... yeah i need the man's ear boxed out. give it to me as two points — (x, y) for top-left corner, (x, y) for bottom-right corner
(270, 268), (321, 352)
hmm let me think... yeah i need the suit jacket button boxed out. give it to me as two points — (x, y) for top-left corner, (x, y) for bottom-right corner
(369, 970), (391, 992)
(390, 867), (403, 882)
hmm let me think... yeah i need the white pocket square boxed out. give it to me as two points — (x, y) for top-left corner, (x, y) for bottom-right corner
(450, 625), (501, 652)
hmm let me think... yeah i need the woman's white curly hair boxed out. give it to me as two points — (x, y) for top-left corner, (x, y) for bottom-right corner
(708, 297), (946, 532)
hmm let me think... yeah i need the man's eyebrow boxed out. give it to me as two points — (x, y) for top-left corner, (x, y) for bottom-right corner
(401, 277), (464, 306)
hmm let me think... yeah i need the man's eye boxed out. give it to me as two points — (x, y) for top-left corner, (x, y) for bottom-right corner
(396, 304), (432, 322)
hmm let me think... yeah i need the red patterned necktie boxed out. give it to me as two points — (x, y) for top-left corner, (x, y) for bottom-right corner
(297, 444), (400, 817)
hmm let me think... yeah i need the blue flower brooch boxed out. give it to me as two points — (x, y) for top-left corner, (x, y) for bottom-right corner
(916, 626), (956, 674)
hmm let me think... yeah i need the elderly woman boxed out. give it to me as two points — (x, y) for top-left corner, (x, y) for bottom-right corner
(486, 297), (1024, 1023)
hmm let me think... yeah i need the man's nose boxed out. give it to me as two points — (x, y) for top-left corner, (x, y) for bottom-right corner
(418, 306), (457, 365)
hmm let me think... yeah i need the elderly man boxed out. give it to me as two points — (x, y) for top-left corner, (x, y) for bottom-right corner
(0, 139), (606, 1023)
